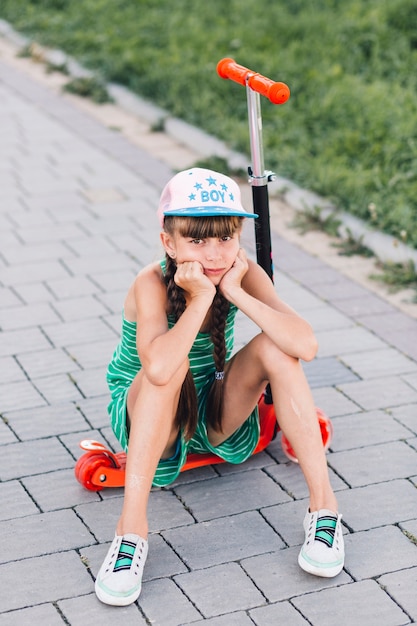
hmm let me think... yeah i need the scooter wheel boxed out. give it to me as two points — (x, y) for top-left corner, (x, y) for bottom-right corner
(75, 452), (115, 492)
(317, 407), (334, 452)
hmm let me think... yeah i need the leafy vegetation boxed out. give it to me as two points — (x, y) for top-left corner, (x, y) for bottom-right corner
(2, 0), (417, 247)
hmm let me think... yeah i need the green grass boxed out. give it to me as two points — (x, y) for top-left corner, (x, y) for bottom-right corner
(2, 0), (417, 248)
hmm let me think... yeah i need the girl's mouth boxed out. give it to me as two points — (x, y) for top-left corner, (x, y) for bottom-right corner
(204, 268), (225, 276)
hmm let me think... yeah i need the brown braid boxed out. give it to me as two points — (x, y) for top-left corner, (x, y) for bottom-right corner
(164, 254), (198, 440)
(206, 290), (230, 432)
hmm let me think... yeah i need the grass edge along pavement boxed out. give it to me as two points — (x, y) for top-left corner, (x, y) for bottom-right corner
(1, 18), (417, 308)
(1, 1), (417, 248)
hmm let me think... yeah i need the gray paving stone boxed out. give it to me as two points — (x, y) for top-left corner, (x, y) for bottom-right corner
(265, 461), (348, 500)
(241, 546), (351, 603)
(0, 438), (74, 481)
(174, 470), (291, 522)
(0, 509), (95, 564)
(0, 551), (93, 613)
(162, 511), (285, 569)
(344, 525), (417, 580)
(33, 373), (85, 404)
(378, 567), (417, 622)
(23, 468), (100, 512)
(400, 518), (417, 541)
(0, 603), (65, 625)
(42, 318), (117, 348)
(403, 371), (417, 391)
(186, 610), (255, 625)
(16, 348), (81, 380)
(340, 347), (417, 379)
(330, 441), (417, 487)
(13, 281), (57, 304)
(0, 379), (47, 412)
(52, 295), (109, 322)
(303, 306), (355, 333)
(0, 286), (21, 308)
(89, 268), (137, 293)
(46, 275), (102, 299)
(330, 409), (413, 451)
(175, 562), (265, 618)
(0, 480), (39, 520)
(292, 579), (409, 626)
(335, 480), (417, 531)
(334, 293), (396, 317)
(0, 355), (26, 383)
(0, 327), (51, 357)
(147, 489), (197, 533)
(59, 593), (147, 625)
(70, 367), (110, 398)
(0, 420), (17, 445)
(356, 311), (417, 335)
(140, 578), (202, 625)
(303, 356), (359, 388)
(315, 326), (387, 357)
(0, 260), (71, 286)
(63, 342), (116, 375)
(249, 601), (310, 626)
(338, 376), (417, 410)
(309, 277), (373, 302)
(1, 241), (72, 265)
(73, 395), (110, 429)
(260, 499), (322, 548)
(312, 386), (361, 417)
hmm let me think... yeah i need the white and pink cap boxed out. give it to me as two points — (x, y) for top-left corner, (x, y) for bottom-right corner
(157, 167), (258, 227)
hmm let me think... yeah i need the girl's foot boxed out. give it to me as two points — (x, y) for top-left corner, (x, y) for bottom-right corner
(298, 509), (344, 578)
(95, 533), (148, 606)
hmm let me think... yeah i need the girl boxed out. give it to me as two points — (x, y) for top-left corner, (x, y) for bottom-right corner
(95, 167), (345, 606)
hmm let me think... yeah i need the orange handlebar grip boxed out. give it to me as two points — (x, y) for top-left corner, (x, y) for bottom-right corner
(217, 57), (290, 104)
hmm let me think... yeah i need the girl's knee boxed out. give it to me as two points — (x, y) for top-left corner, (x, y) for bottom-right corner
(251, 333), (298, 371)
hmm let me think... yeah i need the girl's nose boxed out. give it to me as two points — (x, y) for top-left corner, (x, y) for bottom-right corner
(205, 241), (221, 260)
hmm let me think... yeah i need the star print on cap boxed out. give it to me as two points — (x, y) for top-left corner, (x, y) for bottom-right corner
(157, 167), (258, 226)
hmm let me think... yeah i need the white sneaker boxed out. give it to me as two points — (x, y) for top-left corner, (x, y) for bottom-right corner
(95, 533), (148, 606)
(298, 509), (344, 578)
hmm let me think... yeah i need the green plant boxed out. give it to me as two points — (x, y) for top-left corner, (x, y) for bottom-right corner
(291, 206), (341, 237)
(370, 260), (417, 293)
(63, 76), (113, 104)
(333, 231), (375, 258)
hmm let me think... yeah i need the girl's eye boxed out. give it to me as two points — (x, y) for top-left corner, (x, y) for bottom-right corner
(221, 236), (232, 242)
(190, 238), (204, 245)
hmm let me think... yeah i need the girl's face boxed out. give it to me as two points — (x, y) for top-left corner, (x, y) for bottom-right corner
(162, 230), (241, 285)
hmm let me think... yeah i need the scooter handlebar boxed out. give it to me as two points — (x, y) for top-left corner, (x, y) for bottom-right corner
(217, 57), (290, 104)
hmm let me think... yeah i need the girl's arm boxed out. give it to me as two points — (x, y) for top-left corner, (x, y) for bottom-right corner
(131, 263), (215, 385)
(220, 252), (318, 362)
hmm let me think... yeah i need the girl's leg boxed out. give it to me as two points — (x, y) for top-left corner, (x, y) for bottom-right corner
(209, 333), (337, 513)
(95, 364), (187, 606)
(116, 361), (188, 538)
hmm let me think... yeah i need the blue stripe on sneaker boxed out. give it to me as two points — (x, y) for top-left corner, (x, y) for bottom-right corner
(315, 515), (337, 548)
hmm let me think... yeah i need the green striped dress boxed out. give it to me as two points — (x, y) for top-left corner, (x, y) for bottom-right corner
(106, 262), (260, 487)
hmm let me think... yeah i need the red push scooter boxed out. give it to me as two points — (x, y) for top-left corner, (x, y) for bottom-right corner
(75, 58), (333, 491)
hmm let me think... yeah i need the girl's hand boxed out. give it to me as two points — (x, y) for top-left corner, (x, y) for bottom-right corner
(219, 248), (249, 299)
(174, 261), (216, 300)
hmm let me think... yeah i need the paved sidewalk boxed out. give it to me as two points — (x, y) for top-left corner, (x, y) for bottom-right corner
(1, 52), (417, 626)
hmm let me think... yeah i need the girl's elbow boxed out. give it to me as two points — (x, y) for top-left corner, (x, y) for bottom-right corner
(143, 362), (171, 386)
(304, 335), (319, 361)
(302, 335), (319, 362)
